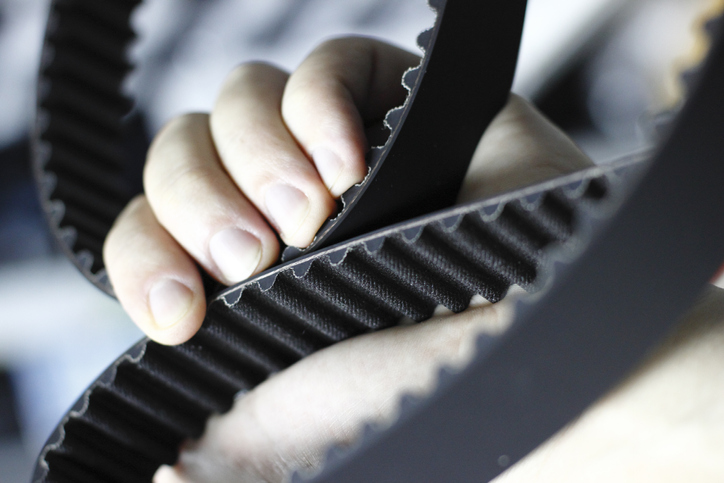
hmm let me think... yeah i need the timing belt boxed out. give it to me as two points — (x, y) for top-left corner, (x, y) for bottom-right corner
(30, 0), (724, 481)
(32, 0), (533, 481)
(35, 161), (627, 482)
(306, 17), (724, 483)
(32, 0), (527, 294)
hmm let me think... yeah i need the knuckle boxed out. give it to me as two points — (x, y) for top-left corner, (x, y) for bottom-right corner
(107, 194), (146, 238)
(104, 196), (147, 265)
(144, 113), (218, 200)
(315, 37), (348, 54)
(226, 61), (285, 87)
(315, 35), (367, 54)
(146, 113), (208, 171)
(282, 79), (323, 117)
(157, 113), (208, 144)
(151, 164), (218, 207)
(283, 76), (346, 122)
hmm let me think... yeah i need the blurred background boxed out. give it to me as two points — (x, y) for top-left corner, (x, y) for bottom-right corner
(0, 0), (716, 481)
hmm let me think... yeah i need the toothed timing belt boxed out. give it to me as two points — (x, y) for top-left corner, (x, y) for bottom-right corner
(30, 0), (724, 482)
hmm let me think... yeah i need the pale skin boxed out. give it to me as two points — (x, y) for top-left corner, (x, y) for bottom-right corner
(102, 37), (724, 482)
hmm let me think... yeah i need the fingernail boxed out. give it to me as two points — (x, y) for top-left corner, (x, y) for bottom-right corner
(209, 228), (262, 283)
(149, 279), (194, 329)
(265, 184), (310, 238)
(313, 147), (343, 192)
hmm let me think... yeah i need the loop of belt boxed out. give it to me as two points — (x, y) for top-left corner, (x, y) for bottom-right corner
(31, 0), (724, 482)
(309, 24), (724, 482)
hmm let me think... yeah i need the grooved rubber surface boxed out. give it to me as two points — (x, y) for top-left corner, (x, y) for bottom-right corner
(33, 159), (640, 482)
(31, 0), (612, 481)
(30, 0), (724, 480)
(33, 0), (527, 298)
(34, 0), (142, 294)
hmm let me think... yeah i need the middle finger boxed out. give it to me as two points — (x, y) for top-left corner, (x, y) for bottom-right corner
(210, 62), (337, 248)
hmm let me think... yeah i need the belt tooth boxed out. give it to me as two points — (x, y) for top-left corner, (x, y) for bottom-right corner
(115, 359), (214, 428)
(540, 192), (575, 238)
(51, 0), (139, 37)
(374, 235), (473, 313)
(139, 343), (238, 414)
(504, 195), (572, 245)
(73, 391), (180, 465)
(97, 372), (202, 442)
(44, 46), (127, 103)
(49, 7), (133, 64)
(583, 176), (609, 200)
(468, 212), (542, 288)
(330, 244), (436, 322)
(52, 177), (124, 226)
(403, 67), (420, 89)
(294, 259), (398, 331)
(428, 214), (533, 293)
(45, 448), (144, 483)
(260, 269), (361, 342)
(393, 227), (506, 307)
(47, 419), (157, 482)
(213, 287), (327, 360)
(487, 207), (545, 263)
(57, 202), (111, 243)
(43, 109), (123, 165)
(164, 339), (267, 394)
(183, 300), (295, 383)
(46, 143), (129, 200)
(417, 27), (434, 51)
(45, 79), (128, 133)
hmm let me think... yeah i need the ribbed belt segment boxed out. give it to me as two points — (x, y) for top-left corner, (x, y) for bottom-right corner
(34, 160), (633, 483)
(35, 0), (142, 281)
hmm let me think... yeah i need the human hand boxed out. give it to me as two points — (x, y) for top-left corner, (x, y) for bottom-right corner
(99, 34), (603, 482)
(104, 38), (418, 344)
(100, 31), (724, 482)
(153, 286), (724, 483)
(103, 37), (589, 346)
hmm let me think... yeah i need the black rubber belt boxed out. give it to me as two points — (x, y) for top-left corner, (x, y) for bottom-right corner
(33, 0), (528, 292)
(31, 0), (724, 481)
(34, 161), (626, 482)
(31, 0), (534, 481)
(305, 18), (724, 483)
